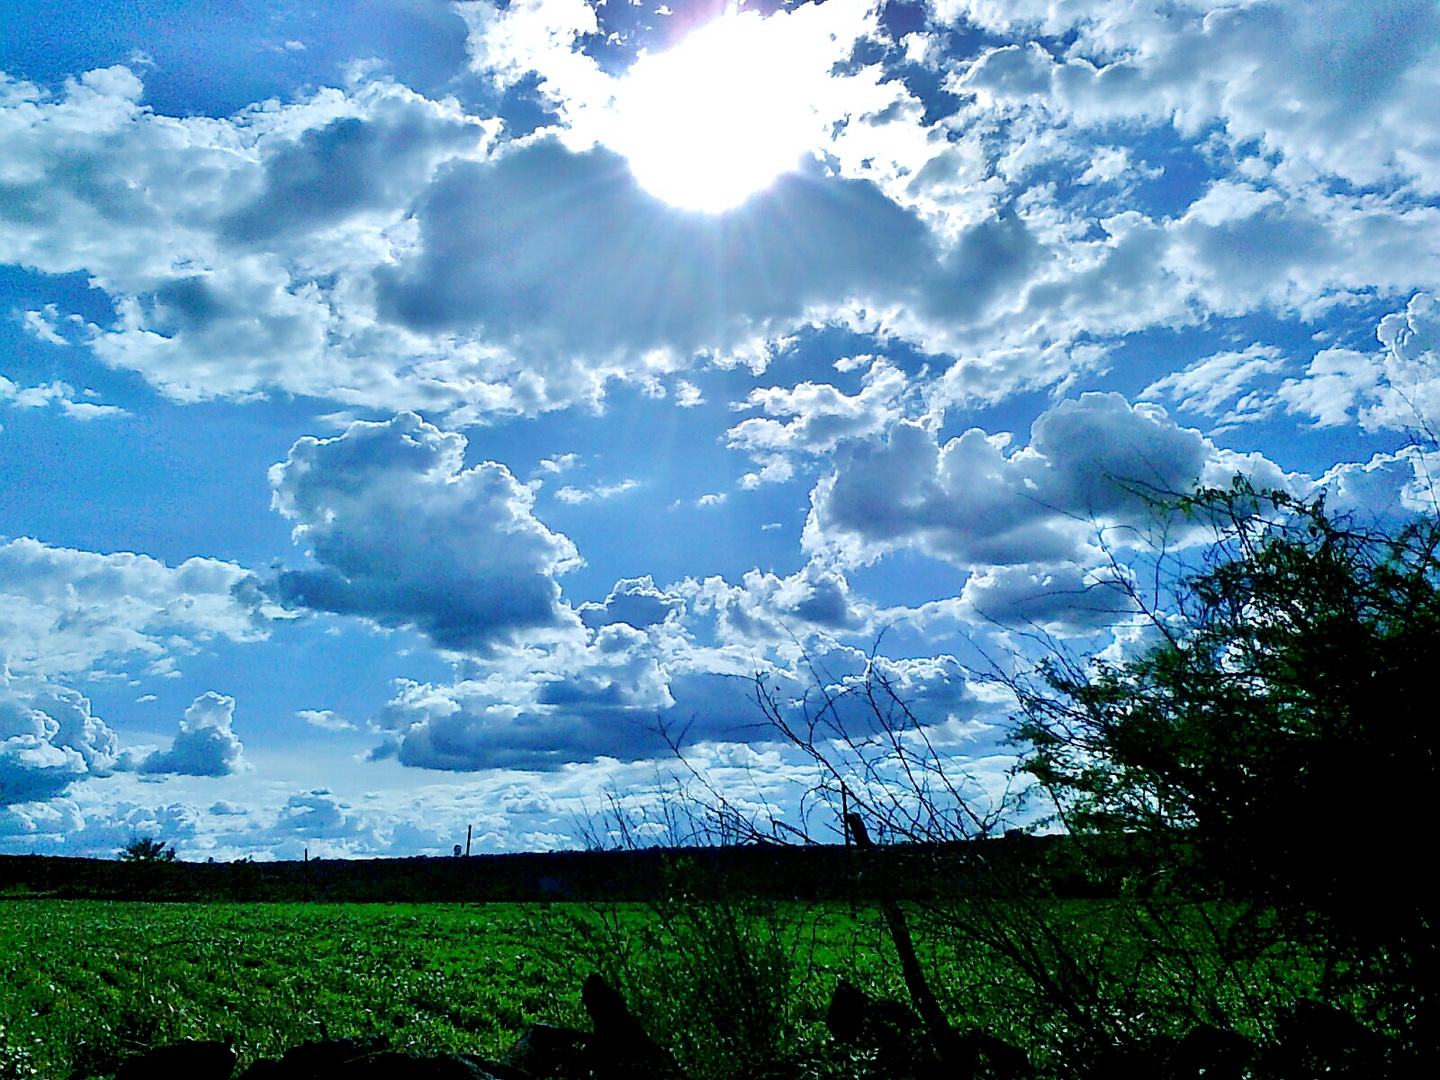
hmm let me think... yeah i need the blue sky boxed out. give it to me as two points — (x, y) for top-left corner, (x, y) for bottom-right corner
(2, 0), (1438, 859)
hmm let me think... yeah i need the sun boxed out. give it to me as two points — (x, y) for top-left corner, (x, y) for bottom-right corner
(604, 7), (836, 213)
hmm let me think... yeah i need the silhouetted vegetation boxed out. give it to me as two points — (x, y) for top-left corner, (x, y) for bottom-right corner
(118, 836), (177, 863)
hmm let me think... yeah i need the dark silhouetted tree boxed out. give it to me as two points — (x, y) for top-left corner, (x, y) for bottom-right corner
(119, 835), (177, 862)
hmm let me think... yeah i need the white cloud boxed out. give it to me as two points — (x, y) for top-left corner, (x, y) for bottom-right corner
(956, 561), (1139, 635)
(1319, 446), (1440, 517)
(552, 478), (638, 504)
(0, 680), (122, 805)
(297, 708), (352, 731)
(137, 692), (247, 777)
(0, 374), (126, 421)
(0, 537), (275, 681)
(805, 391), (1294, 570)
(1278, 294), (1440, 431)
(950, 0), (1440, 196)
(683, 561), (872, 644)
(727, 360), (910, 486)
(537, 452), (580, 474)
(269, 411), (583, 653)
(369, 625), (989, 774)
(578, 576), (684, 632)
(1142, 344), (1286, 426)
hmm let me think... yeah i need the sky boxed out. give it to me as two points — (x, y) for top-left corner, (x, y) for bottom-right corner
(2, 0), (1438, 860)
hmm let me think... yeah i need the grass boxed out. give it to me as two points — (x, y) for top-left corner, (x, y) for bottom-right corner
(0, 901), (596, 1078)
(0, 897), (1329, 1080)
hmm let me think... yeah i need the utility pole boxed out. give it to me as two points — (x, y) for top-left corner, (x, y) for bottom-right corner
(465, 824), (472, 857)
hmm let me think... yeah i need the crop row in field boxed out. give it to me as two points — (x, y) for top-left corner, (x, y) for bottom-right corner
(0, 898), (1323, 1079)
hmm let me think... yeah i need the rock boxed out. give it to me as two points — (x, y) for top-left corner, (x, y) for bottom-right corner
(824, 979), (929, 1079)
(1260, 1000), (1396, 1078)
(236, 1036), (387, 1080)
(581, 973), (685, 1080)
(950, 1031), (1033, 1080)
(1166, 1023), (1254, 1079)
(113, 1040), (235, 1080)
(347, 1050), (502, 1079)
(458, 1054), (534, 1080)
(502, 1023), (587, 1080)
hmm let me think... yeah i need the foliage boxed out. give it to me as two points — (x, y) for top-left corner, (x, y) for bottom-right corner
(0, 901), (589, 1078)
(118, 837), (177, 863)
(1009, 484), (1436, 1060)
(571, 862), (812, 1080)
(1014, 483), (1437, 933)
(678, 481), (1437, 1072)
(0, 898), (1327, 1080)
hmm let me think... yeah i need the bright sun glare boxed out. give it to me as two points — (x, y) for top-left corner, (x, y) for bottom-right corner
(607, 7), (830, 213)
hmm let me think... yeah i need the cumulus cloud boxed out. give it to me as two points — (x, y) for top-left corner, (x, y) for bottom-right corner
(1279, 294), (1440, 431)
(370, 631), (986, 773)
(269, 411), (582, 653)
(0, 537), (275, 681)
(2, 1), (1438, 426)
(553, 479), (638, 504)
(0, 681), (121, 805)
(951, 0), (1440, 196)
(578, 576), (684, 632)
(682, 562), (872, 643)
(274, 790), (358, 837)
(956, 562), (1139, 634)
(297, 709), (352, 731)
(137, 692), (247, 777)
(727, 359), (910, 486)
(372, 137), (939, 366)
(0, 70), (507, 410)
(803, 393), (1293, 622)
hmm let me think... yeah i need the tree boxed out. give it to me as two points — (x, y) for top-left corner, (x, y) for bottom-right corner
(693, 480), (1437, 1071)
(119, 835), (177, 862)
(1009, 481), (1436, 1056)
(1014, 483), (1436, 936)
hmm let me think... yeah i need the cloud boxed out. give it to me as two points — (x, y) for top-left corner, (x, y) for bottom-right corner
(951, 0), (1440, 196)
(805, 391), (1294, 570)
(297, 709), (352, 732)
(372, 137), (937, 366)
(553, 478), (638, 504)
(269, 411), (583, 653)
(956, 562), (1139, 635)
(0, 681), (122, 805)
(0, 70), (503, 410)
(274, 790), (358, 837)
(3, 2), (1439, 427)
(0, 537), (275, 681)
(137, 692), (247, 777)
(1318, 447), (1440, 517)
(1142, 345), (1287, 427)
(0, 372), (126, 421)
(578, 576), (684, 631)
(370, 630), (988, 773)
(1278, 294), (1440, 431)
(683, 562), (872, 643)
(727, 359), (910, 486)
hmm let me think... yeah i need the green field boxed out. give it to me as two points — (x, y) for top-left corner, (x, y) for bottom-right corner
(0, 898), (1329, 1079)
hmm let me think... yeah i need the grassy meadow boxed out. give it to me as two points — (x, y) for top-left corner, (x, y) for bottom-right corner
(0, 895), (1335, 1080)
